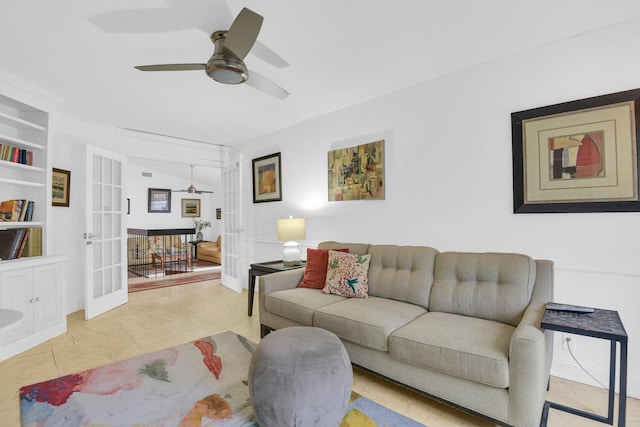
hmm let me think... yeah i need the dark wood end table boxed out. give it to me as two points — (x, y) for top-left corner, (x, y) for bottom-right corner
(247, 260), (306, 316)
(540, 305), (628, 426)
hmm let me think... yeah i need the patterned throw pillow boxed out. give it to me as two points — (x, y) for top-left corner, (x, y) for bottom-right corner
(323, 250), (371, 298)
(298, 248), (348, 289)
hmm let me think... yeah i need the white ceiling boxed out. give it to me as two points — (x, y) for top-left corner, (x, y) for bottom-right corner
(3, 0), (640, 153)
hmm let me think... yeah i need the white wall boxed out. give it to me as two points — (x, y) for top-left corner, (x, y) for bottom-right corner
(233, 19), (640, 397)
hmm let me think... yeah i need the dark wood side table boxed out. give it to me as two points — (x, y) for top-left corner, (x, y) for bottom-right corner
(247, 260), (306, 316)
(540, 305), (628, 427)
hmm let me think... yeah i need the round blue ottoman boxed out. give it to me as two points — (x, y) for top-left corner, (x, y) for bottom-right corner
(248, 327), (353, 427)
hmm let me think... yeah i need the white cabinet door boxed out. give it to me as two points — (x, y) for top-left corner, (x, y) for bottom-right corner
(0, 268), (34, 344)
(33, 263), (62, 331)
(0, 258), (65, 361)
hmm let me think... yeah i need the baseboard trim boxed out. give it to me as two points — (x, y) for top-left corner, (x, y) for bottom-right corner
(551, 359), (639, 399)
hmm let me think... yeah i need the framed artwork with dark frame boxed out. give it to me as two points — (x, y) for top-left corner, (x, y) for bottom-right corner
(511, 88), (640, 213)
(181, 198), (200, 217)
(148, 188), (171, 213)
(52, 168), (71, 207)
(252, 152), (282, 203)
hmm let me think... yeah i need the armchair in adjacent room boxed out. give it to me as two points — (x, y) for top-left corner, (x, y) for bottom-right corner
(196, 236), (222, 264)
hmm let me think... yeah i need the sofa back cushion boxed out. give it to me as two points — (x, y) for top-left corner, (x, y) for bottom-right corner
(430, 252), (536, 326)
(318, 241), (370, 255)
(367, 245), (439, 308)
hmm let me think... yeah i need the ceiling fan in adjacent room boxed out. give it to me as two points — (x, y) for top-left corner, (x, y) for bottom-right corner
(173, 165), (214, 194)
(133, 7), (289, 99)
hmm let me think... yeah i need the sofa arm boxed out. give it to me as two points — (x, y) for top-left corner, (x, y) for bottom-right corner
(508, 301), (553, 427)
(259, 269), (305, 295)
(258, 269), (305, 322)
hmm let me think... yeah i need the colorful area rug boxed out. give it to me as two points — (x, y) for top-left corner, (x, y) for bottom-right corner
(128, 271), (221, 293)
(20, 331), (425, 426)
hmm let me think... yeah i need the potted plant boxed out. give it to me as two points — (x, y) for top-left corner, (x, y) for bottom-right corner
(193, 218), (212, 241)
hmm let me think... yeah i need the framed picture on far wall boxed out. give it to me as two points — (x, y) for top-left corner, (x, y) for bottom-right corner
(252, 152), (282, 203)
(512, 88), (640, 213)
(148, 188), (171, 213)
(181, 198), (200, 217)
(52, 168), (71, 207)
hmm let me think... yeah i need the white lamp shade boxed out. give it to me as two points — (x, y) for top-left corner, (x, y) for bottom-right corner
(277, 217), (305, 265)
(277, 218), (306, 241)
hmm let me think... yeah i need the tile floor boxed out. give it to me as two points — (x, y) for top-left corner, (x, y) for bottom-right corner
(1, 279), (638, 426)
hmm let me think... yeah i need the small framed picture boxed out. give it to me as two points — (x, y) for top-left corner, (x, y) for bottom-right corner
(181, 198), (200, 217)
(252, 152), (282, 203)
(148, 188), (171, 213)
(52, 168), (71, 207)
(216, 208), (221, 220)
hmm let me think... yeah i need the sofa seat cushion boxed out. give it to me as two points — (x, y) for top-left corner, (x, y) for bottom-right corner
(313, 297), (427, 352)
(264, 288), (346, 326)
(389, 312), (514, 388)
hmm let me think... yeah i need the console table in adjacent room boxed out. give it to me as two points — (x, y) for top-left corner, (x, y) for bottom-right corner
(127, 228), (195, 278)
(247, 260), (306, 316)
(540, 306), (628, 427)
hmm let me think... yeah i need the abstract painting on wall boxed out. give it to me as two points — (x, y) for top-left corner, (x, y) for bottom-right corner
(328, 140), (385, 201)
(512, 88), (640, 213)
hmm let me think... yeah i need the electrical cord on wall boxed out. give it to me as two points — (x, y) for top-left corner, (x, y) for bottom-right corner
(566, 338), (608, 389)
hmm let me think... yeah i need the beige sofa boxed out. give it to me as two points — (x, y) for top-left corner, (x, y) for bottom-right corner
(196, 236), (221, 264)
(259, 241), (554, 427)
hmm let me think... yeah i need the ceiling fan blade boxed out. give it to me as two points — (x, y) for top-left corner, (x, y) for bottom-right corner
(135, 64), (206, 72)
(245, 70), (289, 99)
(196, 190), (215, 194)
(251, 41), (289, 68)
(223, 8), (263, 60)
(88, 9), (191, 33)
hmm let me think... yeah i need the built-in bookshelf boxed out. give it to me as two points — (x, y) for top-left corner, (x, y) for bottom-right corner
(0, 93), (48, 261)
(0, 91), (66, 363)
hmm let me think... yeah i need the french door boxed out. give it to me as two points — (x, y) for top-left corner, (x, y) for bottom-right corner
(221, 160), (243, 292)
(83, 145), (127, 319)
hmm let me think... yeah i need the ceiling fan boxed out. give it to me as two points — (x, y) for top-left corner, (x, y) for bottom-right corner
(173, 165), (214, 194)
(133, 7), (289, 99)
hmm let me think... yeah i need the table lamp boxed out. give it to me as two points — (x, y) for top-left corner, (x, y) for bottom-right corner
(277, 217), (306, 266)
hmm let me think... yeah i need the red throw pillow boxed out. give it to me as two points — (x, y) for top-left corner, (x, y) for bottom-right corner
(298, 248), (348, 289)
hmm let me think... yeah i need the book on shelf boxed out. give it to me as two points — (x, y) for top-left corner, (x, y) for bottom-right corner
(0, 227), (41, 260)
(0, 143), (34, 165)
(24, 227), (42, 257)
(0, 199), (34, 222)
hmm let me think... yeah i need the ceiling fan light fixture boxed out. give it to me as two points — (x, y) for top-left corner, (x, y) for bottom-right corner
(206, 30), (248, 84)
(206, 55), (248, 84)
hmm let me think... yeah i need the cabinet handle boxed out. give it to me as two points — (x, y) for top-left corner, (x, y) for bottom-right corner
(35, 297), (41, 302)
(29, 298), (34, 303)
